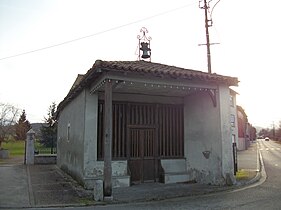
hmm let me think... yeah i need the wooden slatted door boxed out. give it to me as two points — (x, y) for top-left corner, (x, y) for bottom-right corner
(129, 128), (156, 184)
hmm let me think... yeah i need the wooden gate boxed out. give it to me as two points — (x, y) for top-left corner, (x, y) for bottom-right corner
(97, 101), (184, 184)
(128, 128), (156, 184)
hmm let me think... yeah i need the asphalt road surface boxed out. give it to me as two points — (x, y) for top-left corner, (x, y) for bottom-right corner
(19, 139), (281, 210)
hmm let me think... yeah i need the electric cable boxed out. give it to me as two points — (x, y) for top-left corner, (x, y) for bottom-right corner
(0, 2), (195, 61)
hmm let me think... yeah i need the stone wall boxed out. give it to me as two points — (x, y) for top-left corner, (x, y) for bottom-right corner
(34, 154), (57, 164)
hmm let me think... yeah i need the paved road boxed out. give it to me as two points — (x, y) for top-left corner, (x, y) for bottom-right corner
(10, 139), (281, 210)
(23, 139), (281, 210)
(0, 164), (30, 208)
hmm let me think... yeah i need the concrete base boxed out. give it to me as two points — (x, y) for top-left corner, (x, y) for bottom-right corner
(164, 173), (189, 184)
(112, 175), (130, 188)
(93, 180), (103, 201)
(34, 154), (57, 164)
(84, 175), (130, 190)
(161, 159), (189, 184)
(104, 196), (113, 201)
(0, 149), (9, 159)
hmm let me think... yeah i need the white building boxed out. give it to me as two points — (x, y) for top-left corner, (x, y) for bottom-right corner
(56, 60), (239, 190)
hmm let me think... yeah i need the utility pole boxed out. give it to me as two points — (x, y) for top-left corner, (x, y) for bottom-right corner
(204, 0), (212, 74)
(199, 0), (220, 74)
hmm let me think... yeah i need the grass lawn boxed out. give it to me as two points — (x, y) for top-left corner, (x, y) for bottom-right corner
(2, 140), (25, 157)
(1, 140), (56, 157)
(235, 169), (256, 181)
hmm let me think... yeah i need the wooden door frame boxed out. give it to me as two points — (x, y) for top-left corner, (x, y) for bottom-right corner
(127, 126), (158, 184)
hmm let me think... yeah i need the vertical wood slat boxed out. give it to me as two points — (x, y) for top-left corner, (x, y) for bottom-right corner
(131, 105), (134, 125)
(165, 106), (169, 156)
(122, 104), (126, 157)
(113, 104), (117, 157)
(131, 129), (141, 158)
(131, 130), (134, 157)
(158, 106), (162, 156)
(147, 106), (150, 124)
(98, 102), (184, 160)
(117, 105), (121, 157)
(139, 105), (141, 124)
(150, 129), (154, 156)
(134, 130), (137, 157)
(175, 107), (179, 156)
(180, 107), (184, 156)
(161, 106), (165, 156)
(126, 104), (131, 159)
(168, 106), (170, 156)
(128, 103), (157, 126)
(172, 107), (176, 156)
(98, 103), (104, 159)
(156, 104), (184, 157)
(154, 105), (159, 181)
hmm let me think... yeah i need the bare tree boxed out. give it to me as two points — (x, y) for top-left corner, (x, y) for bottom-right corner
(0, 103), (20, 149)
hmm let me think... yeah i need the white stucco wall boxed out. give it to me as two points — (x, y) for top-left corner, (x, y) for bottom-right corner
(238, 137), (246, 150)
(58, 90), (131, 189)
(184, 86), (235, 185)
(184, 90), (223, 184)
(83, 91), (98, 177)
(218, 85), (235, 184)
(57, 90), (86, 183)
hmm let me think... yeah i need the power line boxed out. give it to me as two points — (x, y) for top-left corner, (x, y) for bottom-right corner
(0, 2), (195, 61)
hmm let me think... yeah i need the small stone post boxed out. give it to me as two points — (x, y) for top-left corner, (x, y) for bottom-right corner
(25, 129), (35, 165)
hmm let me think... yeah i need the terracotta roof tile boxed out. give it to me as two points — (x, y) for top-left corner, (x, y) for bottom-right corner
(92, 60), (238, 85)
(56, 60), (239, 117)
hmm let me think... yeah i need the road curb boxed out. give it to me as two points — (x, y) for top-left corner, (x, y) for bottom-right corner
(257, 144), (267, 183)
(234, 142), (267, 191)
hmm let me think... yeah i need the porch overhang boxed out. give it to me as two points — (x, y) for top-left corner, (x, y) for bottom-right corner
(57, 60), (238, 118)
(90, 74), (218, 107)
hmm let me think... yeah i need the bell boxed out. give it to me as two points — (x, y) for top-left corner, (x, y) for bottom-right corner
(140, 42), (151, 59)
(141, 50), (150, 59)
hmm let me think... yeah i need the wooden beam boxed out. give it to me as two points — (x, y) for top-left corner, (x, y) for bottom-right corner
(103, 79), (113, 197)
(207, 89), (217, 107)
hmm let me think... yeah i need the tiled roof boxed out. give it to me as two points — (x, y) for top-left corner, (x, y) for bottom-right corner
(237, 105), (248, 119)
(93, 60), (238, 85)
(69, 74), (84, 92)
(56, 60), (239, 116)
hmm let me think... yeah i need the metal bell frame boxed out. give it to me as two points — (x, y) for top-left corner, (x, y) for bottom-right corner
(137, 27), (152, 61)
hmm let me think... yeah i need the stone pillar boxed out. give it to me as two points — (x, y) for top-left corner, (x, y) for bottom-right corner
(25, 129), (35, 165)
(93, 180), (104, 201)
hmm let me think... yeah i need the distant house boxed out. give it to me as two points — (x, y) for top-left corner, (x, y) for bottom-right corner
(237, 105), (249, 150)
(56, 60), (239, 189)
(31, 123), (46, 138)
(230, 89), (239, 144)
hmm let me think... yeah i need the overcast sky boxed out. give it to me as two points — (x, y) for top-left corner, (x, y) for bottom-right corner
(1, 0), (280, 128)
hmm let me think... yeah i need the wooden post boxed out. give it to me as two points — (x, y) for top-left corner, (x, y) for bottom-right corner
(103, 79), (113, 197)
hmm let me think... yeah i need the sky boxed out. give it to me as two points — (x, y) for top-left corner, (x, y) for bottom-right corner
(0, 0), (280, 129)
